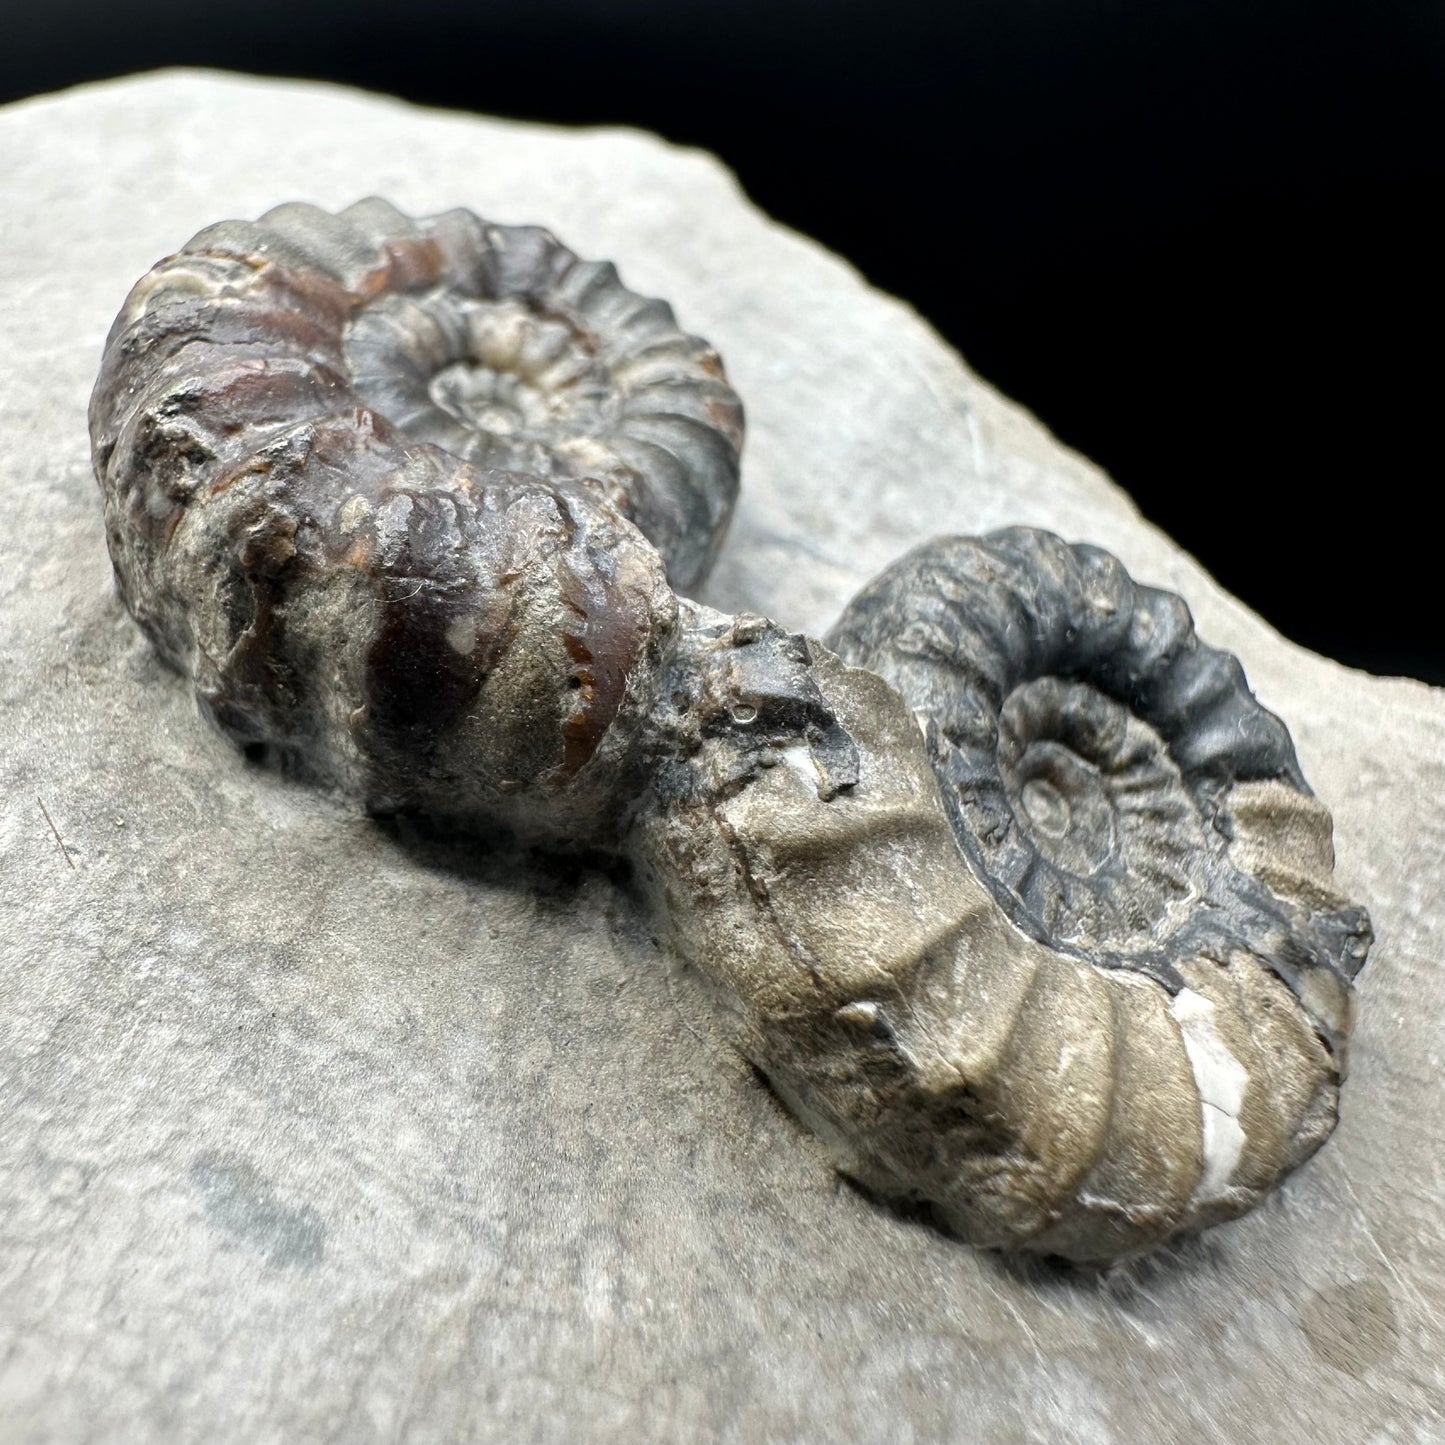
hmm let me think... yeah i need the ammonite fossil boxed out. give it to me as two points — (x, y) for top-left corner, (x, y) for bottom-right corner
(90, 198), (741, 847)
(92, 199), (1371, 1265)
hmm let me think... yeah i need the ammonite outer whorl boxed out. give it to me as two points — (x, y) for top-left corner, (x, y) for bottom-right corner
(90, 199), (744, 844)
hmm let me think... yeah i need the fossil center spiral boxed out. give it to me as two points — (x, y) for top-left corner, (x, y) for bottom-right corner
(1007, 743), (1118, 874)
(345, 290), (618, 473)
(993, 675), (1209, 950)
(998, 679), (1125, 876)
(428, 359), (531, 434)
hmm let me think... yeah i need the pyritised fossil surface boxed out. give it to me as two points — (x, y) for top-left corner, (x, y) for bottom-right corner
(90, 198), (1371, 1264)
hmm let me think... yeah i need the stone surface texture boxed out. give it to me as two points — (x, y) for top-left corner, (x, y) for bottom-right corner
(1, 70), (1441, 1445)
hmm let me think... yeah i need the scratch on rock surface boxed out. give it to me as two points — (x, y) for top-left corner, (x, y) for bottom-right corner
(36, 796), (74, 869)
(1338, 1173), (1426, 1322)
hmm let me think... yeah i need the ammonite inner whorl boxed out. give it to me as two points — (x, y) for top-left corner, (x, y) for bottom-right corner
(827, 528), (1371, 1046)
(89, 199), (744, 844)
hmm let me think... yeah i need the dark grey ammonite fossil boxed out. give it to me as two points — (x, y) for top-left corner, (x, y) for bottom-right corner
(91, 198), (1371, 1265)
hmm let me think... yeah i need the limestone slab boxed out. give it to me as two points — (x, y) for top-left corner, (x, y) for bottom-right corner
(1, 69), (1441, 1445)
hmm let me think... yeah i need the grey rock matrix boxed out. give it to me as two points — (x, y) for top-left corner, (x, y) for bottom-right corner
(2, 69), (1441, 1445)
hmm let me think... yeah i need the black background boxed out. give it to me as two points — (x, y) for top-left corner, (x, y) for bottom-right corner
(7, 1), (1440, 681)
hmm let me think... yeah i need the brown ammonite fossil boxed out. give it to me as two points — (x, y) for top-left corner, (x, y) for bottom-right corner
(90, 198), (742, 847)
(92, 199), (1371, 1265)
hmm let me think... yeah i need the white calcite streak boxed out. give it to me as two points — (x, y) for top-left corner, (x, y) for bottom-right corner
(779, 740), (825, 796)
(1171, 987), (1250, 1204)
